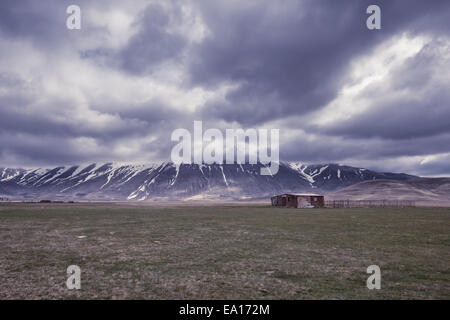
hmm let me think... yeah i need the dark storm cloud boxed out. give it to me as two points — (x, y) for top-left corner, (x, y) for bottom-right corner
(0, 0), (103, 50)
(280, 132), (450, 163)
(279, 132), (450, 177)
(0, 0), (449, 176)
(0, 104), (148, 141)
(415, 154), (450, 176)
(314, 38), (450, 140)
(0, 73), (149, 141)
(90, 98), (181, 127)
(117, 3), (187, 75)
(319, 92), (450, 140)
(0, 0), (65, 45)
(0, 133), (103, 167)
(0, 70), (192, 166)
(190, 0), (450, 125)
(0, 0), (141, 52)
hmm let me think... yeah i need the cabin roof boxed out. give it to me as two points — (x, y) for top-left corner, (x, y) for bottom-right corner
(274, 193), (323, 197)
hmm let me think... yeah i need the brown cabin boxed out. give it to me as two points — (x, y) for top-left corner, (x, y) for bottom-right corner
(271, 194), (324, 208)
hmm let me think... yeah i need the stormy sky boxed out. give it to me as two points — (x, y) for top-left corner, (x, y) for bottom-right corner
(0, 0), (449, 176)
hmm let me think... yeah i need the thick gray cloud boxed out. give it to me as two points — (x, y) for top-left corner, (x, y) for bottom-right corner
(0, 0), (66, 45)
(315, 38), (450, 140)
(0, 0), (449, 176)
(117, 3), (187, 75)
(191, 0), (450, 125)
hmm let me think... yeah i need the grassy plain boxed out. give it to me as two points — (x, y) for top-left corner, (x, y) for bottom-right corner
(0, 202), (448, 299)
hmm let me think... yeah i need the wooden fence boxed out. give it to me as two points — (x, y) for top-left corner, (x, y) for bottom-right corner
(325, 200), (415, 208)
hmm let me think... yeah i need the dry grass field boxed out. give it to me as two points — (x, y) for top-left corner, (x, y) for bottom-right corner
(0, 202), (449, 299)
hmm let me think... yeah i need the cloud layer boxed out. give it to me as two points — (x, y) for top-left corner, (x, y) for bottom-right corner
(0, 0), (449, 176)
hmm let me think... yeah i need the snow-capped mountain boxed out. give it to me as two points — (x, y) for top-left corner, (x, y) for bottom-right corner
(0, 162), (415, 201)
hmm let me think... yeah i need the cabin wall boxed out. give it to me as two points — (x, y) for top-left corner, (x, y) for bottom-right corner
(297, 196), (310, 208)
(286, 195), (297, 208)
(271, 194), (325, 208)
(309, 196), (325, 208)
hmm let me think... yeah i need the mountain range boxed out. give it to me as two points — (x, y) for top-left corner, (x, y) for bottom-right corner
(329, 177), (450, 201)
(0, 162), (423, 201)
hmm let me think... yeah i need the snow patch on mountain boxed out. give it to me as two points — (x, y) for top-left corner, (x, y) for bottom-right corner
(288, 162), (315, 184)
